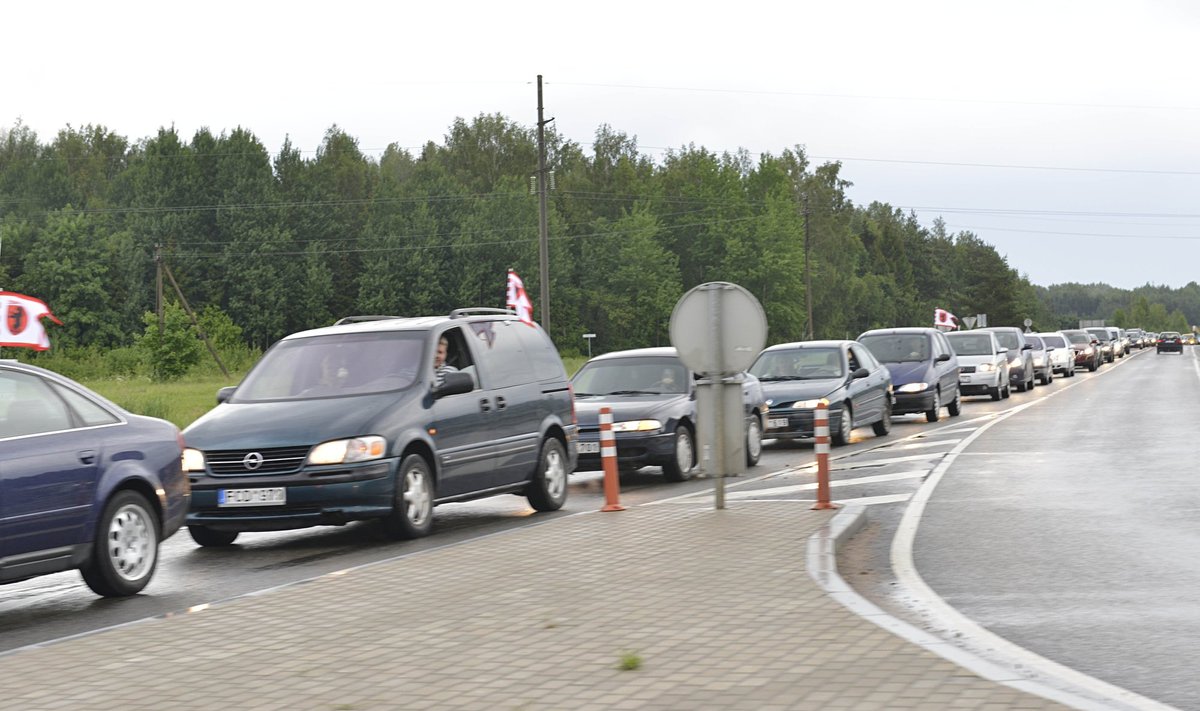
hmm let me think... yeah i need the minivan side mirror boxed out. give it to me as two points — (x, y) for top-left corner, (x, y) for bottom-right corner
(998, 347), (1008, 354)
(1021, 343), (1032, 350)
(433, 371), (474, 398)
(935, 353), (951, 363)
(217, 386), (237, 404)
(851, 367), (870, 379)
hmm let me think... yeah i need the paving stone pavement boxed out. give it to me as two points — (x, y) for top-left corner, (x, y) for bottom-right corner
(0, 502), (1068, 710)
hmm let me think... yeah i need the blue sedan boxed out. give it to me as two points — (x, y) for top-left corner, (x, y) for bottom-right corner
(0, 361), (189, 596)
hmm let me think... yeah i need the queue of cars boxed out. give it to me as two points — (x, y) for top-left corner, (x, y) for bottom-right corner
(4, 308), (1171, 596)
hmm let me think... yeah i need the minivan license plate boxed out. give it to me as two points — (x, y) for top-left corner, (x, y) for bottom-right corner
(218, 487), (286, 507)
(577, 441), (600, 454)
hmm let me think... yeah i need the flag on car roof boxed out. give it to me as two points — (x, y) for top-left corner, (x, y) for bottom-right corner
(0, 292), (61, 350)
(934, 307), (958, 330)
(506, 270), (534, 326)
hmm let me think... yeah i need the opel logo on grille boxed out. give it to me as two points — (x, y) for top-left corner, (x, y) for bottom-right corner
(242, 452), (265, 470)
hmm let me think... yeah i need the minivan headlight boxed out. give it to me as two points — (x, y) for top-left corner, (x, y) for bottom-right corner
(975, 362), (995, 373)
(611, 420), (662, 433)
(182, 448), (206, 473)
(308, 436), (387, 465)
(896, 383), (929, 393)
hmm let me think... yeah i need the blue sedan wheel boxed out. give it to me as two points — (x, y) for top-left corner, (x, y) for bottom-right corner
(80, 490), (160, 597)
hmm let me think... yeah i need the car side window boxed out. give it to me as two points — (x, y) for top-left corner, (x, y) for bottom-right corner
(438, 326), (476, 389)
(50, 382), (121, 427)
(0, 370), (74, 438)
(467, 320), (531, 389)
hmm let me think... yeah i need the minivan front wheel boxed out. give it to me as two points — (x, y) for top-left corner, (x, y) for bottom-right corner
(526, 437), (568, 512)
(383, 454), (434, 539)
(189, 525), (239, 547)
(80, 490), (160, 597)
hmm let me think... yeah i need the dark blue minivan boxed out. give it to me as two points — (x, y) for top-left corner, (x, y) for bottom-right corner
(182, 309), (577, 545)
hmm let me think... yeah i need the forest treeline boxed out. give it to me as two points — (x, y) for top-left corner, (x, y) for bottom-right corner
(0, 116), (1194, 368)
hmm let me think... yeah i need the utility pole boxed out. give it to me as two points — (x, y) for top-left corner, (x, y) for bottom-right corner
(155, 243), (164, 334)
(802, 195), (813, 340)
(536, 75), (553, 331)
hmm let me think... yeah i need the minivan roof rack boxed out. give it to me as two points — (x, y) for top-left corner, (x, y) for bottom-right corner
(449, 307), (515, 319)
(333, 315), (404, 326)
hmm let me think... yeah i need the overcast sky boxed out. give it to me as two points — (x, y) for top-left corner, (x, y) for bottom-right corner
(6, 0), (1199, 290)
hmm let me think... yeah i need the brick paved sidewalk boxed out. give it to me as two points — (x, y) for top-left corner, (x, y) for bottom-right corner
(0, 502), (1065, 710)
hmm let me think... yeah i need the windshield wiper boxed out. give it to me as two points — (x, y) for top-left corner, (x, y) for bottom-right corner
(603, 390), (660, 396)
(758, 375), (806, 381)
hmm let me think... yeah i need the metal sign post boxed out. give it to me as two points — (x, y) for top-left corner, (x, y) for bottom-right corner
(669, 282), (767, 510)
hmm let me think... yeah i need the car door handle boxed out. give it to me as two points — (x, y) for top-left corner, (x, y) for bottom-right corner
(496, 396), (507, 410)
(78, 450), (97, 464)
(479, 398), (491, 413)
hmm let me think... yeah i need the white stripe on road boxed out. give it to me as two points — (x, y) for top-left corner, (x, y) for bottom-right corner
(732, 493), (914, 506)
(832, 452), (944, 470)
(883, 438), (963, 450)
(723, 469), (930, 500)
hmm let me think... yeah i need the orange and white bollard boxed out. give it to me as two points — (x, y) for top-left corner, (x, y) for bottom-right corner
(811, 401), (838, 510)
(598, 406), (625, 512)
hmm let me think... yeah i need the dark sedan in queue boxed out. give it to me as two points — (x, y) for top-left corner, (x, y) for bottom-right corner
(747, 340), (893, 446)
(571, 348), (768, 481)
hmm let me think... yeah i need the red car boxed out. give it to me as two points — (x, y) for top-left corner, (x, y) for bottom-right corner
(1061, 329), (1102, 372)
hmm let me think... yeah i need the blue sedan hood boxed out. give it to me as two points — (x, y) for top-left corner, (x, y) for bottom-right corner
(573, 395), (685, 427)
(882, 361), (931, 387)
(759, 378), (841, 405)
(183, 393), (403, 449)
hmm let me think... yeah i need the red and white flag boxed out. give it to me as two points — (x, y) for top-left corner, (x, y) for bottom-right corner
(933, 307), (958, 330)
(0, 292), (61, 351)
(506, 270), (534, 325)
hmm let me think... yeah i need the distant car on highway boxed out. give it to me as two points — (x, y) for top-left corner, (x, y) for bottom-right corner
(1034, 331), (1076, 378)
(857, 327), (961, 422)
(946, 330), (1009, 401)
(571, 347), (766, 480)
(1158, 331), (1184, 354)
(1022, 334), (1055, 385)
(1085, 327), (1116, 363)
(0, 360), (189, 596)
(1062, 329), (1102, 371)
(1105, 326), (1126, 359)
(747, 340), (893, 445)
(980, 326), (1037, 392)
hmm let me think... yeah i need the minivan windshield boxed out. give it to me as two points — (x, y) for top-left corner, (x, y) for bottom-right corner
(573, 356), (689, 396)
(946, 333), (994, 356)
(235, 331), (425, 401)
(859, 334), (930, 363)
(1065, 331), (1090, 345)
(749, 347), (844, 380)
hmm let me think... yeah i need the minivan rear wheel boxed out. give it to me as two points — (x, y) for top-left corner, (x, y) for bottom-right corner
(526, 437), (568, 511)
(382, 454), (434, 539)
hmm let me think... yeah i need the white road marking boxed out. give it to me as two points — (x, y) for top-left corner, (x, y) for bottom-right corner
(732, 493), (914, 506)
(832, 452), (944, 470)
(881, 438), (964, 450)
(723, 469), (929, 500)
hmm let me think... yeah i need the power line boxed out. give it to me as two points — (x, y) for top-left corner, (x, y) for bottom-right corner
(553, 81), (1200, 112)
